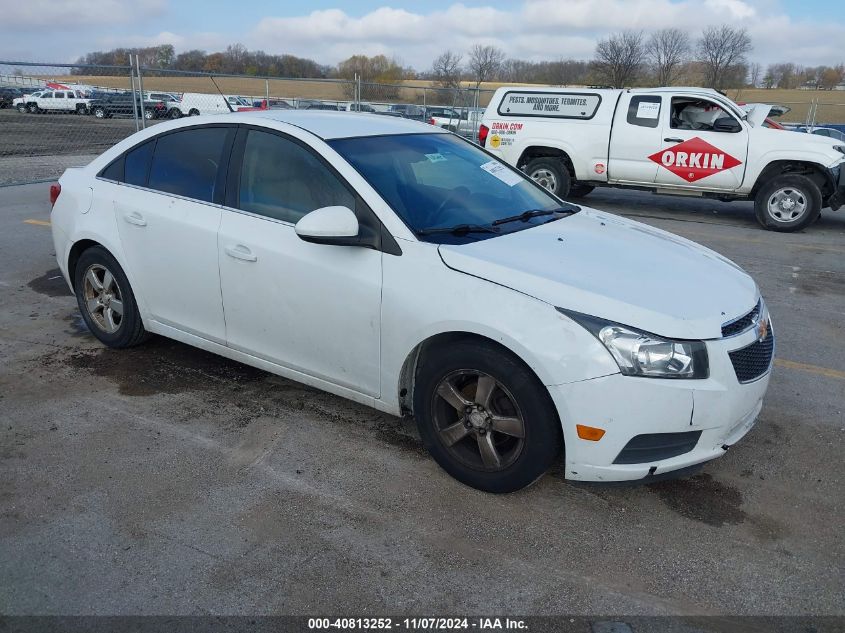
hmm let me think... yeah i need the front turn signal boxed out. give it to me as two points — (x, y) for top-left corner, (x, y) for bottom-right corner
(576, 424), (606, 441)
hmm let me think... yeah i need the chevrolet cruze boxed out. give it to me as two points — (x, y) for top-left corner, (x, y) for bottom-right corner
(49, 111), (773, 492)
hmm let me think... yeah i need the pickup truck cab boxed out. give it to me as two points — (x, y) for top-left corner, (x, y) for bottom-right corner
(481, 86), (845, 232)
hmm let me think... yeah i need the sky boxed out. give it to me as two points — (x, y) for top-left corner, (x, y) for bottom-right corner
(1, 0), (843, 70)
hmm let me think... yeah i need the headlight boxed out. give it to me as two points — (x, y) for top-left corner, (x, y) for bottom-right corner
(558, 308), (709, 379)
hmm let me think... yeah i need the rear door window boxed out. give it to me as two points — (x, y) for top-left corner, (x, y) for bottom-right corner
(148, 127), (232, 203)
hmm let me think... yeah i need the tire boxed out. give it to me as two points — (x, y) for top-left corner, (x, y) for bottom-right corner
(524, 157), (571, 198)
(169, 108), (182, 119)
(76, 105), (87, 115)
(143, 108), (154, 120)
(189, 108), (200, 116)
(754, 174), (822, 232)
(17, 104), (26, 113)
(413, 340), (562, 493)
(567, 184), (595, 199)
(27, 103), (39, 114)
(73, 246), (149, 349)
(93, 107), (106, 119)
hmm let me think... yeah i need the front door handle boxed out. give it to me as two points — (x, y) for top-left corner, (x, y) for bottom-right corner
(664, 137), (683, 143)
(123, 211), (147, 226)
(225, 244), (258, 262)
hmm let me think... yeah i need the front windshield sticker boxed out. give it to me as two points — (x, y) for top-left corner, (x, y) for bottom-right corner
(425, 152), (447, 163)
(480, 160), (523, 187)
(498, 91), (601, 118)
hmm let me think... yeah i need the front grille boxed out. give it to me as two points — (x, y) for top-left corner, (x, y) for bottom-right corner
(613, 431), (702, 465)
(729, 331), (775, 383)
(722, 301), (760, 337)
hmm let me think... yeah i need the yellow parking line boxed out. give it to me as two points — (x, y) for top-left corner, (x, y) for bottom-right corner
(24, 219), (51, 226)
(775, 359), (845, 380)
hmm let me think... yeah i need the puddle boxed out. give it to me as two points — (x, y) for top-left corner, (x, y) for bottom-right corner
(28, 268), (72, 297)
(647, 473), (745, 527)
(62, 337), (266, 397)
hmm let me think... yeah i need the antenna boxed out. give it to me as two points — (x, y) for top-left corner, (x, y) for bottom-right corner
(210, 76), (235, 113)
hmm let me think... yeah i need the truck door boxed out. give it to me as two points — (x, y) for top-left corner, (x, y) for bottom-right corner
(607, 94), (664, 184)
(653, 96), (749, 191)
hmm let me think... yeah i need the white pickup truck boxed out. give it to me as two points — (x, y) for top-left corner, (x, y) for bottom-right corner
(26, 89), (92, 115)
(480, 86), (845, 232)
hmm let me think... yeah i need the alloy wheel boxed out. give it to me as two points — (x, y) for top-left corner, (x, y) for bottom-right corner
(431, 370), (526, 471)
(82, 264), (124, 333)
(529, 168), (558, 192)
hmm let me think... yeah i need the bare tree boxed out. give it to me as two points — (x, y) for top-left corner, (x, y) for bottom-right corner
(697, 25), (752, 89)
(431, 50), (463, 89)
(748, 62), (762, 88)
(468, 44), (506, 90)
(647, 28), (690, 86)
(592, 31), (646, 88)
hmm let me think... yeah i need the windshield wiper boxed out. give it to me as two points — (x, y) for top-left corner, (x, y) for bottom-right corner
(492, 207), (577, 226)
(416, 224), (500, 236)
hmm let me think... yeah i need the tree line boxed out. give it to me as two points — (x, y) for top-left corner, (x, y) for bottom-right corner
(73, 30), (844, 92)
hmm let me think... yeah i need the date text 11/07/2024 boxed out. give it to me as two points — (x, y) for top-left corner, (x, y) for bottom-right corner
(307, 618), (528, 630)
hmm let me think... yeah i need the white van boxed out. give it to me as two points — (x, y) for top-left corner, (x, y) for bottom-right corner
(171, 93), (233, 117)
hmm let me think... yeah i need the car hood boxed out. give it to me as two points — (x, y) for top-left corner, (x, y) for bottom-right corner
(438, 209), (758, 340)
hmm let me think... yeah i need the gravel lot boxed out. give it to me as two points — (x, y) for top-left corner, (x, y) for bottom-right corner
(0, 181), (843, 625)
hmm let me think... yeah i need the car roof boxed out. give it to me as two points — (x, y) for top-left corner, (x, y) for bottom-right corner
(237, 109), (444, 140)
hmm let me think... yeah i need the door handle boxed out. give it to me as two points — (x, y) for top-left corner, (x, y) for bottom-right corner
(664, 137), (683, 143)
(225, 244), (258, 262)
(123, 211), (147, 227)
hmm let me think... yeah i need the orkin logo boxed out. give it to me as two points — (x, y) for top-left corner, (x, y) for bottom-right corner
(648, 136), (742, 183)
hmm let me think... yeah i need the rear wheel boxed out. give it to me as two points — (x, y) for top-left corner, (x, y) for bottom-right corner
(17, 104), (26, 113)
(169, 108), (182, 119)
(93, 107), (106, 119)
(74, 246), (148, 348)
(27, 103), (39, 114)
(525, 157), (571, 198)
(143, 108), (154, 120)
(413, 340), (562, 493)
(189, 108), (200, 116)
(754, 174), (821, 232)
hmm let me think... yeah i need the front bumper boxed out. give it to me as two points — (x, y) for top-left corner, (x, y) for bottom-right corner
(549, 325), (772, 482)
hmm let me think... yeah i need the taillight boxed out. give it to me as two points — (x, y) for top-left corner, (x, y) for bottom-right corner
(49, 183), (61, 208)
(478, 124), (489, 147)
(429, 117), (436, 125)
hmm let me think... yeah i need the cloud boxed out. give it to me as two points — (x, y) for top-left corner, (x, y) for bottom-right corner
(1, 1), (843, 69)
(4, 0), (166, 28)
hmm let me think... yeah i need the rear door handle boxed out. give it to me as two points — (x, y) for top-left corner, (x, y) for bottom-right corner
(664, 137), (683, 143)
(225, 244), (258, 262)
(123, 211), (147, 227)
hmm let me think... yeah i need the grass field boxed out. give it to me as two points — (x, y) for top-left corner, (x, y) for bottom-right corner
(52, 76), (845, 123)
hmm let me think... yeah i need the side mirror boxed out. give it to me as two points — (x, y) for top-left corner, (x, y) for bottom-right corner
(295, 206), (361, 246)
(713, 117), (742, 133)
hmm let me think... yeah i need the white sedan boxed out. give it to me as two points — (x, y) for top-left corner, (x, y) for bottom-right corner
(49, 111), (773, 492)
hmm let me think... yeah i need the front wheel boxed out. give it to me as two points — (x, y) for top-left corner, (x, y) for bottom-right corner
(143, 108), (154, 120)
(74, 246), (148, 348)
(27, 103), (39, 114)
(754, 174), (821, 232)
(93, 107), (106, 119)
(17, 104), (26, 113)
(413, 341), (562, 493)
(524, 157), (571, 198)
(169, 108), (182, 119)
(189, 108), (200, 116)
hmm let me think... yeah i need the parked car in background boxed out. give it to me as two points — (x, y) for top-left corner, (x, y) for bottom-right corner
(50, 110), (773, 492)
(481, 86), (845, 232)
(341, 102), (376, 112)
(147, 92), (181, 105)
(0, 87), (25, 108)
(13, 89), (47, 113)
(266, 99), (293, 110)
(430, 109), (484, 138)
(88, 93), (167, 120)
(298, 99), (342, 111)
(388, 103), (427, 121)
(28, 90), (92, 115)
(170, 93), (235, 117)
(809, 127), (845, 142)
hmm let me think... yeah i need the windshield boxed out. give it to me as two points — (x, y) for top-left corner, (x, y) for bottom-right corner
(329, 133), (576, 244)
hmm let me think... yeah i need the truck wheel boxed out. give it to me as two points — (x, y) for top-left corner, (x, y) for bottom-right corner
(169, 108), (182, 119)
(93, 107), (106, 119)
(525, 157), (570, 198)
(189, 108), (200, 116)
(754, 174), (821, 232)
(17, 104), (26, 113)
(567, 184), (594, 199)
(143, 108), (154, 120)
(27, 103), (39, 114)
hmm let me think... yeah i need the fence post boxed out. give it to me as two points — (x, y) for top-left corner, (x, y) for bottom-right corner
(136, 55), (146, 130)
(128, 54), (139, 132)
(265, 79), (269, 104)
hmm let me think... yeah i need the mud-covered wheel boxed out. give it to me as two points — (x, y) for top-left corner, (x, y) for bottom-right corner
(754, 174), (821, 232)
(525, 157), (571, 198)
(413, 340), (562, 493)
(73, 246), (149, 348)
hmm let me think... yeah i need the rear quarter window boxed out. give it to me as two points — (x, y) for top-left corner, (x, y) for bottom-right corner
(627, 96), (662, 128)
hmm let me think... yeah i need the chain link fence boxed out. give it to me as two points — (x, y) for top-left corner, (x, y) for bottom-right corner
(0, 60), (495, 186)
